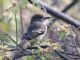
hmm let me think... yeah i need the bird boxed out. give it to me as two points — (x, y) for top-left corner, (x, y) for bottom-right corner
(18, 14), (51, 50)
(13, 14), (51, 59)
(22, 14), (51, 41)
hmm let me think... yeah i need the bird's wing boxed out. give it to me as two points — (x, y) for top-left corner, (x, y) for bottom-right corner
(24, 31), (44, 40)
(22, 22), (46, 40)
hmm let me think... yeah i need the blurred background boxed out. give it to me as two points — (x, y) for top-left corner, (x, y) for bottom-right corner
(0, 0), (80, 60)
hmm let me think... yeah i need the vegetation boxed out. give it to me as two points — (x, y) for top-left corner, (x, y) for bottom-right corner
(0, 0), (80, 60)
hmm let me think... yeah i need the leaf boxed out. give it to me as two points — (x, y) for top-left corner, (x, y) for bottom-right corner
(26, 56), (34, 60)
(40, 56), (46, 60)
(58, 32), (66, 40)
(0, 22), (10, 32)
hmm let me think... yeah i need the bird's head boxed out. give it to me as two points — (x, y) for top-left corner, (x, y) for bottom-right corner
(30, 14), (51, 25)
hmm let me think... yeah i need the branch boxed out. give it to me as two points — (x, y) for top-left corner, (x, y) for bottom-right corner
(28, 0), (80, 28)
(56, 50), (80, 59)
(54, 50), (80, 60)
(55, 50), (69, 60)
(62, 0), (78, 12)
(12, 49), (38, 60)
(6, 46), (80, 60)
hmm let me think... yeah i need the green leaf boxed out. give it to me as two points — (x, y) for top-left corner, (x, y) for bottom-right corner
(26, 56), (34, 60)
(0, 22), (10, 32)
(39, 56), (46, 60)
(58, 32), (66, 40)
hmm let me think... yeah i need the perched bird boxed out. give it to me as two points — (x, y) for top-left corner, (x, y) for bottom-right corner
(22, 14), (51, 41)
(13, 14), (51, 59)
(18, 14), (50, 50)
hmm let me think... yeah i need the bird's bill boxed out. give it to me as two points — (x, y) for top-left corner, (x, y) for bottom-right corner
(44, 17), (51, 20)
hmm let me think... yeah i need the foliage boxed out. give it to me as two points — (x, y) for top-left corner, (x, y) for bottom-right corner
(0, 0), (80, 60)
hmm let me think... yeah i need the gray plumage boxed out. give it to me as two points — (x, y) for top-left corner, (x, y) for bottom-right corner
(22, 14), (50, 41)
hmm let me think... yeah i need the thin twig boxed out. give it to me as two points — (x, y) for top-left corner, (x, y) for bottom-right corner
(14, 10), (19, 45)
(18, 0), (24, 35)
(0, 30), (17, 45)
